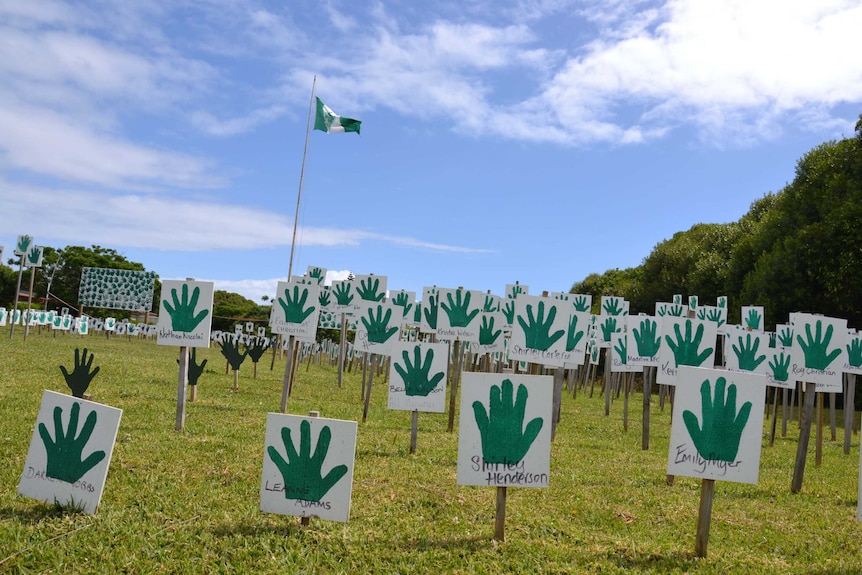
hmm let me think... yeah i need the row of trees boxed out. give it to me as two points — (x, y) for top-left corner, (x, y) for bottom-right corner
(1, 245), (271, 331)
(572, 118), (862, 329)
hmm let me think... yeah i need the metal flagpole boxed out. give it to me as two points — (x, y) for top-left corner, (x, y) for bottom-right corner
(287, 75), (317, 281)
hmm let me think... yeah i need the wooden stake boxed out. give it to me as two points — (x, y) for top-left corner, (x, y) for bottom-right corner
(829, 392), (836, 441)
(815, 391), (823, 467)
(362, 354), (376, 423)
(409, 410), (418, 454)
(552, 366), (564, 441)
(23, 266), (36, 342)
(791, 382), (818, 493)
(279, 335), (296, 413)
(494, 486), (507, 542)
(694, 478), (716, 558)
(642, 366), (653, 450)
(175, 346), (189, 431)
(447, 340), (462, 433)
(337, 313), (347, 388)
(845, 374), (856, 455)
(622, 372), (630, 432)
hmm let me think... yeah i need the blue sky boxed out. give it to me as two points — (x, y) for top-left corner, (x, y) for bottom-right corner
(2, 0), (862, 304)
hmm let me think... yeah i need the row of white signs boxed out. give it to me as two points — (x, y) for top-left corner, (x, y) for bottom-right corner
(19, 365), (765, 522)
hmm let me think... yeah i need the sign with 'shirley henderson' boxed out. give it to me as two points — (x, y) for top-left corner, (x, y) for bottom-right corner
(18, 391), (122, 515)
(457, 373), (552, 488)
(156, 280), (214, 347)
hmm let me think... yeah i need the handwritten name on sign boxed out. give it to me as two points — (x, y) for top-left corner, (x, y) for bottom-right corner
(457, 373), (552, 488)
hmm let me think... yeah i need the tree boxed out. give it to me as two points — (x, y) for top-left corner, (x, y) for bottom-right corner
(212, 290), (270, 332)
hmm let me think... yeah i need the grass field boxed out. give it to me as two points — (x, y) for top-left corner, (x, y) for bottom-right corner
(2, 330), (862, 574)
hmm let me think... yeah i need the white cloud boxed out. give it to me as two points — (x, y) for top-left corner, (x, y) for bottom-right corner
(0, 182), (490, 254)
(206, 269), (354, 302)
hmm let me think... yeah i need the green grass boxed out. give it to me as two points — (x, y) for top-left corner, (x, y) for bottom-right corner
(2, 331), (862, 574)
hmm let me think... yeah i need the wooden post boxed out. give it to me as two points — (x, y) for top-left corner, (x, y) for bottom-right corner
(829, 392), (837, 441)
(769, 387), (779, 446)
(551, 367), (564, 441)
(447, 340), (462, 433)
(782, 388), (789, 437)
(642, 366), (653, 450)
(8, 253), (25, 339)
(622, 372), (630, 432)
(301, 410), (320, 527)
(362, 354), (376, 423)
(815, 392), (824, 467)
(845, 374), (856, 455)
(409, 410), (418, 454)
(337, 313), (347, 388)
(694, 478), (716, 558)
(175, 346), (189, 431)
(791, 382), (818, 493)
(279, 335), (296, 413)
(494, 486), (507, 542)
(23, 266), (36, 342)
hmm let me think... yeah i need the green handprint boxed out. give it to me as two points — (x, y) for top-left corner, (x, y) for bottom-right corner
(697, 308), (707, 320)
(509, 284), (525, 298)
(706, 308), (725, 328)
(441, 290), (480, 328)
(566, 315), (584, 352)
(768, 352), (791, 382)
(267, 420), (348, 502)
(472, 379), (543, 465)
(665, 320), (713, 367)
(392, 292), (413, 318)
(278, 286), (316, 324)
(483, 294), (498, 312)
(518, 301), (565, 351)
(572, 295), (590, 313)
(796, 320), (841, 370)
(361, 305), (398, 344)
(847, 339), (862, 368)
(39, 402), (106, 483)
(602, 298), (624, 316)
(502, 300), (515, 324)
(26, 246), (42, 266)
(600, 316), (619, 342)
(60, 348), (100, 398)
(613, 336), (627, 365)
(318, 290), (331, 307)
(480, 315), (502, 346)
(632, 318), (661, 357)
(333, 282), (354, 306)
(777, 327), (794, 347)
(246, 340), (268, 364)
(220, 339), (248, 370)
(768, 332), (777, 348)
(179, 348), (208, 385)
(423, 294), (438, 329)
(308, 267), (325, 285)
(356, 277), (385, 302)
(667, 304), (686, 317)
(16, 235), (33, 254)
(744, 309), (762, 330)
(394, 345), (445, 396)
(163, 284), (209, 332)
(683, 377), (751, 462)
(717, 297), (727, 309)
(732, 333), (767, 371)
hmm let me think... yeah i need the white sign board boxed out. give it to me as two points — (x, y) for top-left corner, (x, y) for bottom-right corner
(789, 313), (847, 392)
(457, 373), (552, 488)
(387, 341), (448, 412)
(269, 281), (321, 342)
(19, 391), (122, 514)
(667, 367), (765, 484)
(508, 295), (571, 367)
(626, 315), (662, 367)
(657, 317), (717, 385)
(435, 288), (483, 342)
(354, 301), (400, 355)
(260, 413), (357, 522)
(156, 280), (214, 347)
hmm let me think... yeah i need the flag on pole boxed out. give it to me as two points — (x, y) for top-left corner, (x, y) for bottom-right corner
(314, 97), (361, 134)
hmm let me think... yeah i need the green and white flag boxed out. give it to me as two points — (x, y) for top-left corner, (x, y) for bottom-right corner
(314, 97), (361, 134)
